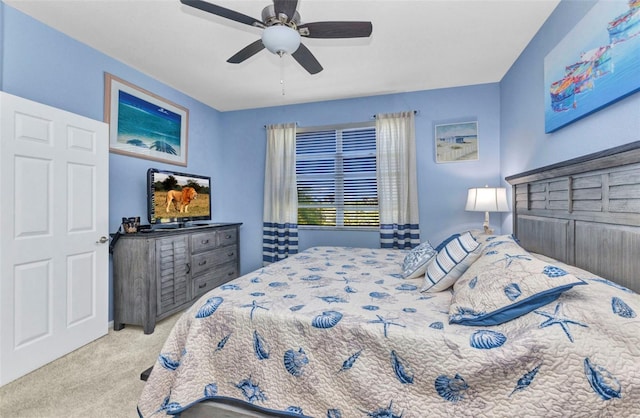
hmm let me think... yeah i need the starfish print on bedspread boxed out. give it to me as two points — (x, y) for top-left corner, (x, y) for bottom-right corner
(240, 300), (269, 320)
(368, 314), (405, 338)
(339, 276), (360, 286)
(534, 303), (588, 343)
(492, 253), (532, 268)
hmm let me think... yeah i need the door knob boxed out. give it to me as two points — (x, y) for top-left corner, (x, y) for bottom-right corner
(97, 236), (109, 244)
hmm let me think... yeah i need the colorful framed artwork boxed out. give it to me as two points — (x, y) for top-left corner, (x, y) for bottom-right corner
(434, 121), (479, 163)
(104, 73), (189, 166)
(544, 0), (640, 133)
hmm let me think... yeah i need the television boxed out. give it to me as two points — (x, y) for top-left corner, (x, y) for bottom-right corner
(147, 168), (212, 227)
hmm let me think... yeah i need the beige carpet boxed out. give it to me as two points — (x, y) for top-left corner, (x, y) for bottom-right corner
(0, 312), (182, 418)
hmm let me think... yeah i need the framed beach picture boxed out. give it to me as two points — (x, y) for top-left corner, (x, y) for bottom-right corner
(434, 121), (478, 163)
(104, 73), (189, 166)
(544, 0), (640, 133)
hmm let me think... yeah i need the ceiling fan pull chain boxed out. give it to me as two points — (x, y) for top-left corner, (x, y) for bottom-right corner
(280, 57), (286, 96)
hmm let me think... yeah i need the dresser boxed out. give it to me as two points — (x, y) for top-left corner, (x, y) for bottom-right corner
(112, 223), (241, 334)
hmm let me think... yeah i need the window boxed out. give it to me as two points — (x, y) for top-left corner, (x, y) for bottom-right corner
(296, 123), (378, 227)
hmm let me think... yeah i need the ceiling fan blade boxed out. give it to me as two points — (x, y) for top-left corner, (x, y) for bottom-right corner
(180, 0), (263, 27)
(227, 39), (266, 64)
(273, 0), (298, 21)
(292, 43), (323, 75)
(298, 21), (373, 38)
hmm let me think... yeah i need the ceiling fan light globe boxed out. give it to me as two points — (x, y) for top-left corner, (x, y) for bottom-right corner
(262, 25), (301, 55)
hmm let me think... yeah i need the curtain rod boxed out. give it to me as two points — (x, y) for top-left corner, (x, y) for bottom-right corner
(372, 110), (419, 119)
(264, 122), (299, 128)
(263, 111), (419, 128)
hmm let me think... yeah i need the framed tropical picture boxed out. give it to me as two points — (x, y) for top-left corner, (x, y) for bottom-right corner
(434, 121), (479, 163)
(104, 73), (189, 166)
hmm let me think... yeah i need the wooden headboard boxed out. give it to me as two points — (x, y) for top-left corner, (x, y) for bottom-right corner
(506, 141), (640, 294)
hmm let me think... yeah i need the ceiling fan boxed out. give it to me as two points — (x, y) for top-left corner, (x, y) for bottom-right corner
(180, 0), (373, 74)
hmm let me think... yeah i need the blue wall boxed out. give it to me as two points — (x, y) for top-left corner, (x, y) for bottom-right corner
(1, 4), (502, 281)
(500, 0), (640, 231)
(221, 85), (502, 273)
(1, 5), (224, 319)
(5, 0), (638, 321)
(1, 5), (225, 231)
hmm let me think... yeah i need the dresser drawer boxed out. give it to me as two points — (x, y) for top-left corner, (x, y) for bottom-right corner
(216, 227), (238, 248)
(191, 246), (238, 276)
(191, 231), (218, 253)
(191, 228), (238, 253)
(192, 262), (239, 298)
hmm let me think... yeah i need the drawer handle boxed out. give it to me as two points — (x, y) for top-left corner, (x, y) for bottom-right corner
(199, 260), (207, 266)
(201, 239), (210, 244)
(227, 252), (235, 257)
(228, 271), (235, 276)
(186, 263), (191, 274)
(198, 283), (207, 289)
(225, 234), (232, 239)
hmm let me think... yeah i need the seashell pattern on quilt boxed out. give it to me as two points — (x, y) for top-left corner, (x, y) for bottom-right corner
(138, 244), (640, 417)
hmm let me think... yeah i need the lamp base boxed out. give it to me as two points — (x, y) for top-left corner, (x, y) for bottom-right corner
(483, 212), (493, 234)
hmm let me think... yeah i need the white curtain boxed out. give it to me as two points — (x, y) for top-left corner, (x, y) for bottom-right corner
(376, 111), (420, 249)
(263, 123), (299, 265)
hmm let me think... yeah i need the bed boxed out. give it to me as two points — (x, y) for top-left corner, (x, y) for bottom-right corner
(138, 142), (640, 418)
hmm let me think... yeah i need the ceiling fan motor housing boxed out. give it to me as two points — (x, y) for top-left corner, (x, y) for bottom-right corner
(262, 4), (301, 27)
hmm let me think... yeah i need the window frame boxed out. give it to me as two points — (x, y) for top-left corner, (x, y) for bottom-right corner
(296, 121), (378, 230)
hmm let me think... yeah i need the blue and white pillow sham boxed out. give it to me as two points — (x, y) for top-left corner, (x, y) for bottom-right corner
(402, 241), (437, 279)
(422, 232), (481, 293)
(434, 233), (460, 252)
(449, 235), (586, 326)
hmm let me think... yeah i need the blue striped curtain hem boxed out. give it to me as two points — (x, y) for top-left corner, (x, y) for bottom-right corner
(262, 222), (299, 264)
(380, 223), (420, 249)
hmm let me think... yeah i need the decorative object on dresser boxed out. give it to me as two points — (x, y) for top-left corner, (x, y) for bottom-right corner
(465, 185), (509, 233)
(112, 223), (241, 334)
(121, 216), (141, 233)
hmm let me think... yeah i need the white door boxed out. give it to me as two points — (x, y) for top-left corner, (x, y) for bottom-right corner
(0, 92), (109, 386)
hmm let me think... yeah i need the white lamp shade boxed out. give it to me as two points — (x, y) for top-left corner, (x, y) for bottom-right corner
(465, 187), (509, 212)
(261, 25), (301, 55)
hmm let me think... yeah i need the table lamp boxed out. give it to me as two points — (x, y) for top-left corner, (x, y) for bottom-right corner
(465, 186), (509, 234)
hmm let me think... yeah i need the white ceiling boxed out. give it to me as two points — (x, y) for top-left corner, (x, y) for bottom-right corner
(5, 0), (560, 111)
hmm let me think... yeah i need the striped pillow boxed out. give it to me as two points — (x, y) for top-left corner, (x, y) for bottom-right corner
(422, 232), (481, 292)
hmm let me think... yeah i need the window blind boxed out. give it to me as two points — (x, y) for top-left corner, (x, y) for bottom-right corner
(296, 125), (379, 227)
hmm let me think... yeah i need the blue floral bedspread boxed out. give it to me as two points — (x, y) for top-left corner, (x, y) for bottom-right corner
(138, 246), (640, 417)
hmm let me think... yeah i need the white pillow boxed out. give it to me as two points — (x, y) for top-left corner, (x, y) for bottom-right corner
(401, 241), (437, 279)
(422, 232), (481, 292)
